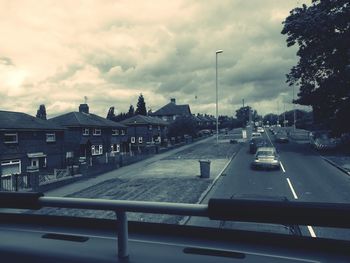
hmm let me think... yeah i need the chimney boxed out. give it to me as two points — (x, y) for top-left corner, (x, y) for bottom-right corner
(170, 98), (176, 104)
(79, 104), (89, 114)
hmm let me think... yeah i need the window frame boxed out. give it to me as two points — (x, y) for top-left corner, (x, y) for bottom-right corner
(82, 128), (90, 136)
(0, 159), (21, 176)
(138, 137), (143, 144)
(112, 129), (119, 136)
(131, 137), (135, 143)
(46, 133), (56, 142)
(91, 144), (103, 156)
(4, 133), (18, 144)
(93, 128), (102, 136)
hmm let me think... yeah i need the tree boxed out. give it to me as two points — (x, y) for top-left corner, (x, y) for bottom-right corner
(263, 113), (278, 125)
(106, 106), (115, 120)
(36, 104), (47, 120)
(282, 0), (350, 133)
(235, 106), (258, 126)
(168, 116), (197, 139)
(135, 94), (147, 116)
(127, 105), (135, 117)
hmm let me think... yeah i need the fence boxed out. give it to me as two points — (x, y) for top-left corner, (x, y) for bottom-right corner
(0, 173), (31, 192)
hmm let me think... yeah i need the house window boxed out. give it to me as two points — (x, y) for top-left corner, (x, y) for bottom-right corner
(112, 129), (119, 136)
(4, 133), (18, 144)
(172, 116), (176, 120)
(93, 128), (101, 136)
(131, 137), (135, 143)
(121, 129), (125, 135)
(138, 137), (143, 144)
(162, 116), (167, 121)
(148, 125), (152, 130)
(157, 125), (160, 131)
(46, 133), (56, 142)
(82, 128), (89, 135)
(91, 145), (103, 155)
(1, 160), (21, 176)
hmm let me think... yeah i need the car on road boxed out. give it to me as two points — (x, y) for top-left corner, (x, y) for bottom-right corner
(257, 127), (264, 133)
(275, 131), (289, 143)
(249, 137), (268, 154)
(251, 147), (280, 170)
(251, 132), (262, 139)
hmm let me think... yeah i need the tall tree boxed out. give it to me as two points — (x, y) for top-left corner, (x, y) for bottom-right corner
(106, 106), (115, 120)
(282, 0), (350, 133)
(127, 105), (135, 117)
(36, 104), (47, 120)
(235, 106), (258, 126)
(135, 94), (147, 116)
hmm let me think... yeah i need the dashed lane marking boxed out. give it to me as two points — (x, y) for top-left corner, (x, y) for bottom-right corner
(280, 161), (286, 173)
(286, 177), (298, 199)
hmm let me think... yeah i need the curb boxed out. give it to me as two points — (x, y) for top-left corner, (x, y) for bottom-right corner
(179, 145), (242, 225)
(321, 156), (350, 176)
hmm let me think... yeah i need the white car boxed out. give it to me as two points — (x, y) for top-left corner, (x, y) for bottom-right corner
(257, 127), (264, 133)
(252, 147), (280, 170)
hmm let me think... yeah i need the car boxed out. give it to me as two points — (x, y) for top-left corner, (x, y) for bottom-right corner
(251, 132), (262, 139)
(249, 138), (268, 154)
(275, 131), (289, 143)
(257, 127), (264, 133)
(251, 147), (280, 170)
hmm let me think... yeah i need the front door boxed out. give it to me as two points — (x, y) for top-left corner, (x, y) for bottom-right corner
(31, 158), (39, 168)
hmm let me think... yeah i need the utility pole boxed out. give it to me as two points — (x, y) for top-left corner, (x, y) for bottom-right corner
(283, 102), (286, 128)
(277, 101), (279, 126)
(242, 99), (245, 108)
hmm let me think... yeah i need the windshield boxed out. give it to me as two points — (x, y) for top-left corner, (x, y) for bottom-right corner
(1, 0), (350, 241)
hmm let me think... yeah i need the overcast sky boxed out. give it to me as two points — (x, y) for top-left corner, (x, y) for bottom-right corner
(0, 0), (311, 118)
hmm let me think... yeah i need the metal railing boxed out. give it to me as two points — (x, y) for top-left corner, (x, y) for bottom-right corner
(1, 192), (350, 259)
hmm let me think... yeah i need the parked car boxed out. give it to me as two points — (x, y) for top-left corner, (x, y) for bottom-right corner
(251, 147), (280, 170)
(275, 131), (289, 143)
(249, 138), (268, 154)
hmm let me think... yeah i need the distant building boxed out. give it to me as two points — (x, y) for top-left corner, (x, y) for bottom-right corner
(50, 104), (128, 162)
(151, 98), (191, 122)
(120, 115), (169, 151)
(0, 110), (65, 177)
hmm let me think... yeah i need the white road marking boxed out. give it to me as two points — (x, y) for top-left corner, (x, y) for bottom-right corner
(307, 226), (317, 238)
(286, 177), (298, 199)
(265, 129), (274, 146)
(280, 161), (286, 173)
(286, 178), (317, 238)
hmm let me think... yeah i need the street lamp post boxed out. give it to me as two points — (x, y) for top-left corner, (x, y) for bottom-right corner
(216, 50), (223, 144)
(293, 85), (296, 131)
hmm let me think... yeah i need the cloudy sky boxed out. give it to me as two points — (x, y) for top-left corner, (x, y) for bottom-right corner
(0, 0), (311, 118)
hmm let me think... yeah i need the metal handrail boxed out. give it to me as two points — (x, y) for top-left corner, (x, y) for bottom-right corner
(1, 192), (350, 259)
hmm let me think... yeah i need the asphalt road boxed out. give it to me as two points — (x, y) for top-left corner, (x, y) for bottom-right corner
(187, 128), (350, 240)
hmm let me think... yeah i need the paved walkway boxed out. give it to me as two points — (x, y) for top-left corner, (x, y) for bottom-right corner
(46, 136), (228, 197)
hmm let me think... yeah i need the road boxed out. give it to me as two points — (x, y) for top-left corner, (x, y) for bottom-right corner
(187, 128), (350, 240)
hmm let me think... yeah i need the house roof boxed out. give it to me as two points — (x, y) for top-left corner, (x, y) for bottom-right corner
(120, 115), (169, 126)
(50, 112), (126, 128)
(152, 102), (191, 116)
(0, 110), (64, 131)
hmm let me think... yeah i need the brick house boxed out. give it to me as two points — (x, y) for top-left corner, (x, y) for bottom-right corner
(151, 98), (191, 123)
(0, 110), (65, 177)
(120, 115), (169, 152)
(50, 104), (128, 163)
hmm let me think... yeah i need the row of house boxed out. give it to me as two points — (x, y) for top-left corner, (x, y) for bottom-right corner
(0, 98), (216, 177)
